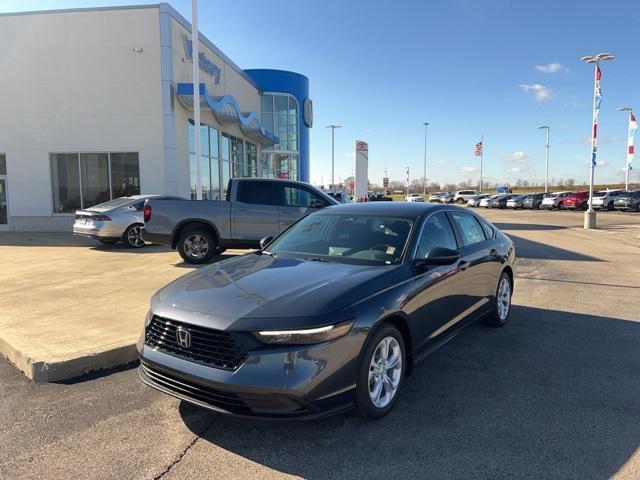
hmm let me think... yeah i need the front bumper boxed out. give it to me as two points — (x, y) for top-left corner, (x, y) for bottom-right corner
(137, 329), (362, 420)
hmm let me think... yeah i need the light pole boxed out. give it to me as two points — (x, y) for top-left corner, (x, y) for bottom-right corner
(580, 52), (614, 229)
(617, 107), (634, 190)
(538, 125), (550, 193)
(423, 122), (429, 196)
(326, 125), (341, 189)
(192, 0), (202, 200)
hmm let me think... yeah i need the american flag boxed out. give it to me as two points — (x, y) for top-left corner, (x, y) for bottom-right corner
(474, 141), (483, 156)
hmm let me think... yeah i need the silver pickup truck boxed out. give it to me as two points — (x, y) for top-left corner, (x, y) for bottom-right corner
(143, 178), (338, 264)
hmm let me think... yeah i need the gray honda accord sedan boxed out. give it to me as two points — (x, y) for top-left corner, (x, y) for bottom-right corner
(138, 202), (515, 420)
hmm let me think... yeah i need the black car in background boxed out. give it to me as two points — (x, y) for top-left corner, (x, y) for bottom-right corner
(614, 189), (640, 211)
(138, 203), (516, 420)
(488, 194), (516, 209)
(523, 193), (544, 209)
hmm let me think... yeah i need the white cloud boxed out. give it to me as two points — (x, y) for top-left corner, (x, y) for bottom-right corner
(518, 83), (553, 101)
(597, 159), (609, 167)
(435, 159), (445, 165)
(345, 151), (355, 159)
(510, 167), (524, 173)
(461, 166), (477, 173)
(535, 63), (570, 74)
(503, 151), (528, 163)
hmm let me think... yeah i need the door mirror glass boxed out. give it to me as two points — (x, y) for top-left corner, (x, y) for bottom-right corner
(259, 235), (274, 249)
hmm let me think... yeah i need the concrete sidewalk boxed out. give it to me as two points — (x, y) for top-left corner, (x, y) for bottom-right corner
(0, 232), (243, 381)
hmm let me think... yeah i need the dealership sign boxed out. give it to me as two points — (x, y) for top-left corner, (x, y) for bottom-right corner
(182, 35), (221, 84)
(354, 141), (369, 200)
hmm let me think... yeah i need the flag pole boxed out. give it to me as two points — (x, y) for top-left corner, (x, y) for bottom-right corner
(480, 134), (484, 193)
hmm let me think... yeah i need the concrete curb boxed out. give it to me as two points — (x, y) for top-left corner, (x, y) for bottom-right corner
(0, 335), (138, 382)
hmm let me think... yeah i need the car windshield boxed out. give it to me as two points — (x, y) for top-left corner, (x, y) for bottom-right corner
(543, 193), (556, 198)
(86, 197), (133, 210)
(267, 213), (414, 265)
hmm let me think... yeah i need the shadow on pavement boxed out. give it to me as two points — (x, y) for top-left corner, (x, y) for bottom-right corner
(181, 305), (640, 479)
(494, 222), (567, 231)
(507, 233), (603, 261)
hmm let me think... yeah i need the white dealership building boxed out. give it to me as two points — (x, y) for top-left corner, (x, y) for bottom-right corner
(0, 3), (312, 231)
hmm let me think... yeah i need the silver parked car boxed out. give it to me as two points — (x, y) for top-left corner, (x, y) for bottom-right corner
(73, 195), (181, 248)
(453, 189), (479, 204)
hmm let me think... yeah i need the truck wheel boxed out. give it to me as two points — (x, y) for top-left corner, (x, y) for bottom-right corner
(177, 227), (217, 264)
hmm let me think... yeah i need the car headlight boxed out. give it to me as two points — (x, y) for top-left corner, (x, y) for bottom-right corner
(252, 320), (353, 345)
(144, 309), (153, 328)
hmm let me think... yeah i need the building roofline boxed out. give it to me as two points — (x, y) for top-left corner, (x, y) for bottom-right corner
(0, 2), (261, 92)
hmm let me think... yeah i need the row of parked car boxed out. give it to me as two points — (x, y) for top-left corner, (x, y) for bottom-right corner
(429, 189), (640, 211)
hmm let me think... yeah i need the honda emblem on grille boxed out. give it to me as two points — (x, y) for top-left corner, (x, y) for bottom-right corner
(176, 327), (192, 348)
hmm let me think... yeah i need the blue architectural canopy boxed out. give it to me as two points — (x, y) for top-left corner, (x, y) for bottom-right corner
(176, 83), (278, 147)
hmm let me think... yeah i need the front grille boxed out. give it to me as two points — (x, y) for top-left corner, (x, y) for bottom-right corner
(140, 362), (253, 415)
(145, 316), (248, 371)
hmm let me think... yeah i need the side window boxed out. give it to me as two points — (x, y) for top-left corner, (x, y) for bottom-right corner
(449, 211), (486, 247)
(283, 185), (327, 208)
(415, 212), (458, 258)
(480, 220), (494, 240)
(236, 180), (281, 205)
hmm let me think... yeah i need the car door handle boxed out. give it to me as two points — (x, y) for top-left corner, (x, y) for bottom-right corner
(458, 260), (469, 271)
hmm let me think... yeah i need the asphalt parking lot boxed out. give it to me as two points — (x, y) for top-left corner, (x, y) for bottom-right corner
(1, 208), (640, 479)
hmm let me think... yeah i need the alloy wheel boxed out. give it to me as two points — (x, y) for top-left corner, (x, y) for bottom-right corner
(183, 234), (209, 259)
(368, 336), (402, 408)
(497, 277), (511, 321)
(127, 225), (145, 247)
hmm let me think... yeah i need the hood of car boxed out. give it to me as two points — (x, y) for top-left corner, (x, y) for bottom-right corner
(155, 253), (394, 328)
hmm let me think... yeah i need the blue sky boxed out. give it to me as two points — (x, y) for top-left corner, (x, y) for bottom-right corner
(3, 0), (639, 187)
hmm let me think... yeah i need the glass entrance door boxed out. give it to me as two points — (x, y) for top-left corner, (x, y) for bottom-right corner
(0, 178), (8, 228)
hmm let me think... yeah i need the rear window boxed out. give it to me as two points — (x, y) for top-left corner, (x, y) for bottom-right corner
(480, 220), (494, 239)
(87, 197), (132, 210)
(449, 211), (486, 247)
(236, 180), (281, 205)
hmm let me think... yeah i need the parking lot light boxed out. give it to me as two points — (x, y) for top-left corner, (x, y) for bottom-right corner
(581, 52), (614, 229)
(537, 125), (550, 193)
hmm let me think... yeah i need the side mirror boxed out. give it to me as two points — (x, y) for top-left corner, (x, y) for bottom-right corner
(425, 246), (460, 265)
(413, 246), (460, 271)
(259, 236), (274, 250)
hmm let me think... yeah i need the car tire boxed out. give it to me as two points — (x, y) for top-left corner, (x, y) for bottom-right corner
(355, 324), (406, 420)
(123, 224), (145, 248)
(607, 202), (615, 211)
(177, 226), (217, 264)
(98, 238), (119, 245)
(483, 271), (512, 327)
(456, 198), (465, 204)
(636, 203), (640, 212)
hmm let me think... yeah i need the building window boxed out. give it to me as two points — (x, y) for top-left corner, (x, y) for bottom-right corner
(50, 153), (139, 213)
(261, 93), (299, 180)
(261, 152), (298, 180)
(188, 119), (220, 200)
(246, 142), (258, 177)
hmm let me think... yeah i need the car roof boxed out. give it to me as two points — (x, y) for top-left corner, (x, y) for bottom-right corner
(325, 201), (457, 219)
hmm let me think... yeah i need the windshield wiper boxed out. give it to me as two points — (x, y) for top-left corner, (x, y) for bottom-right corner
(306, 256), (330, 263)
(261, 250), (278, 257)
